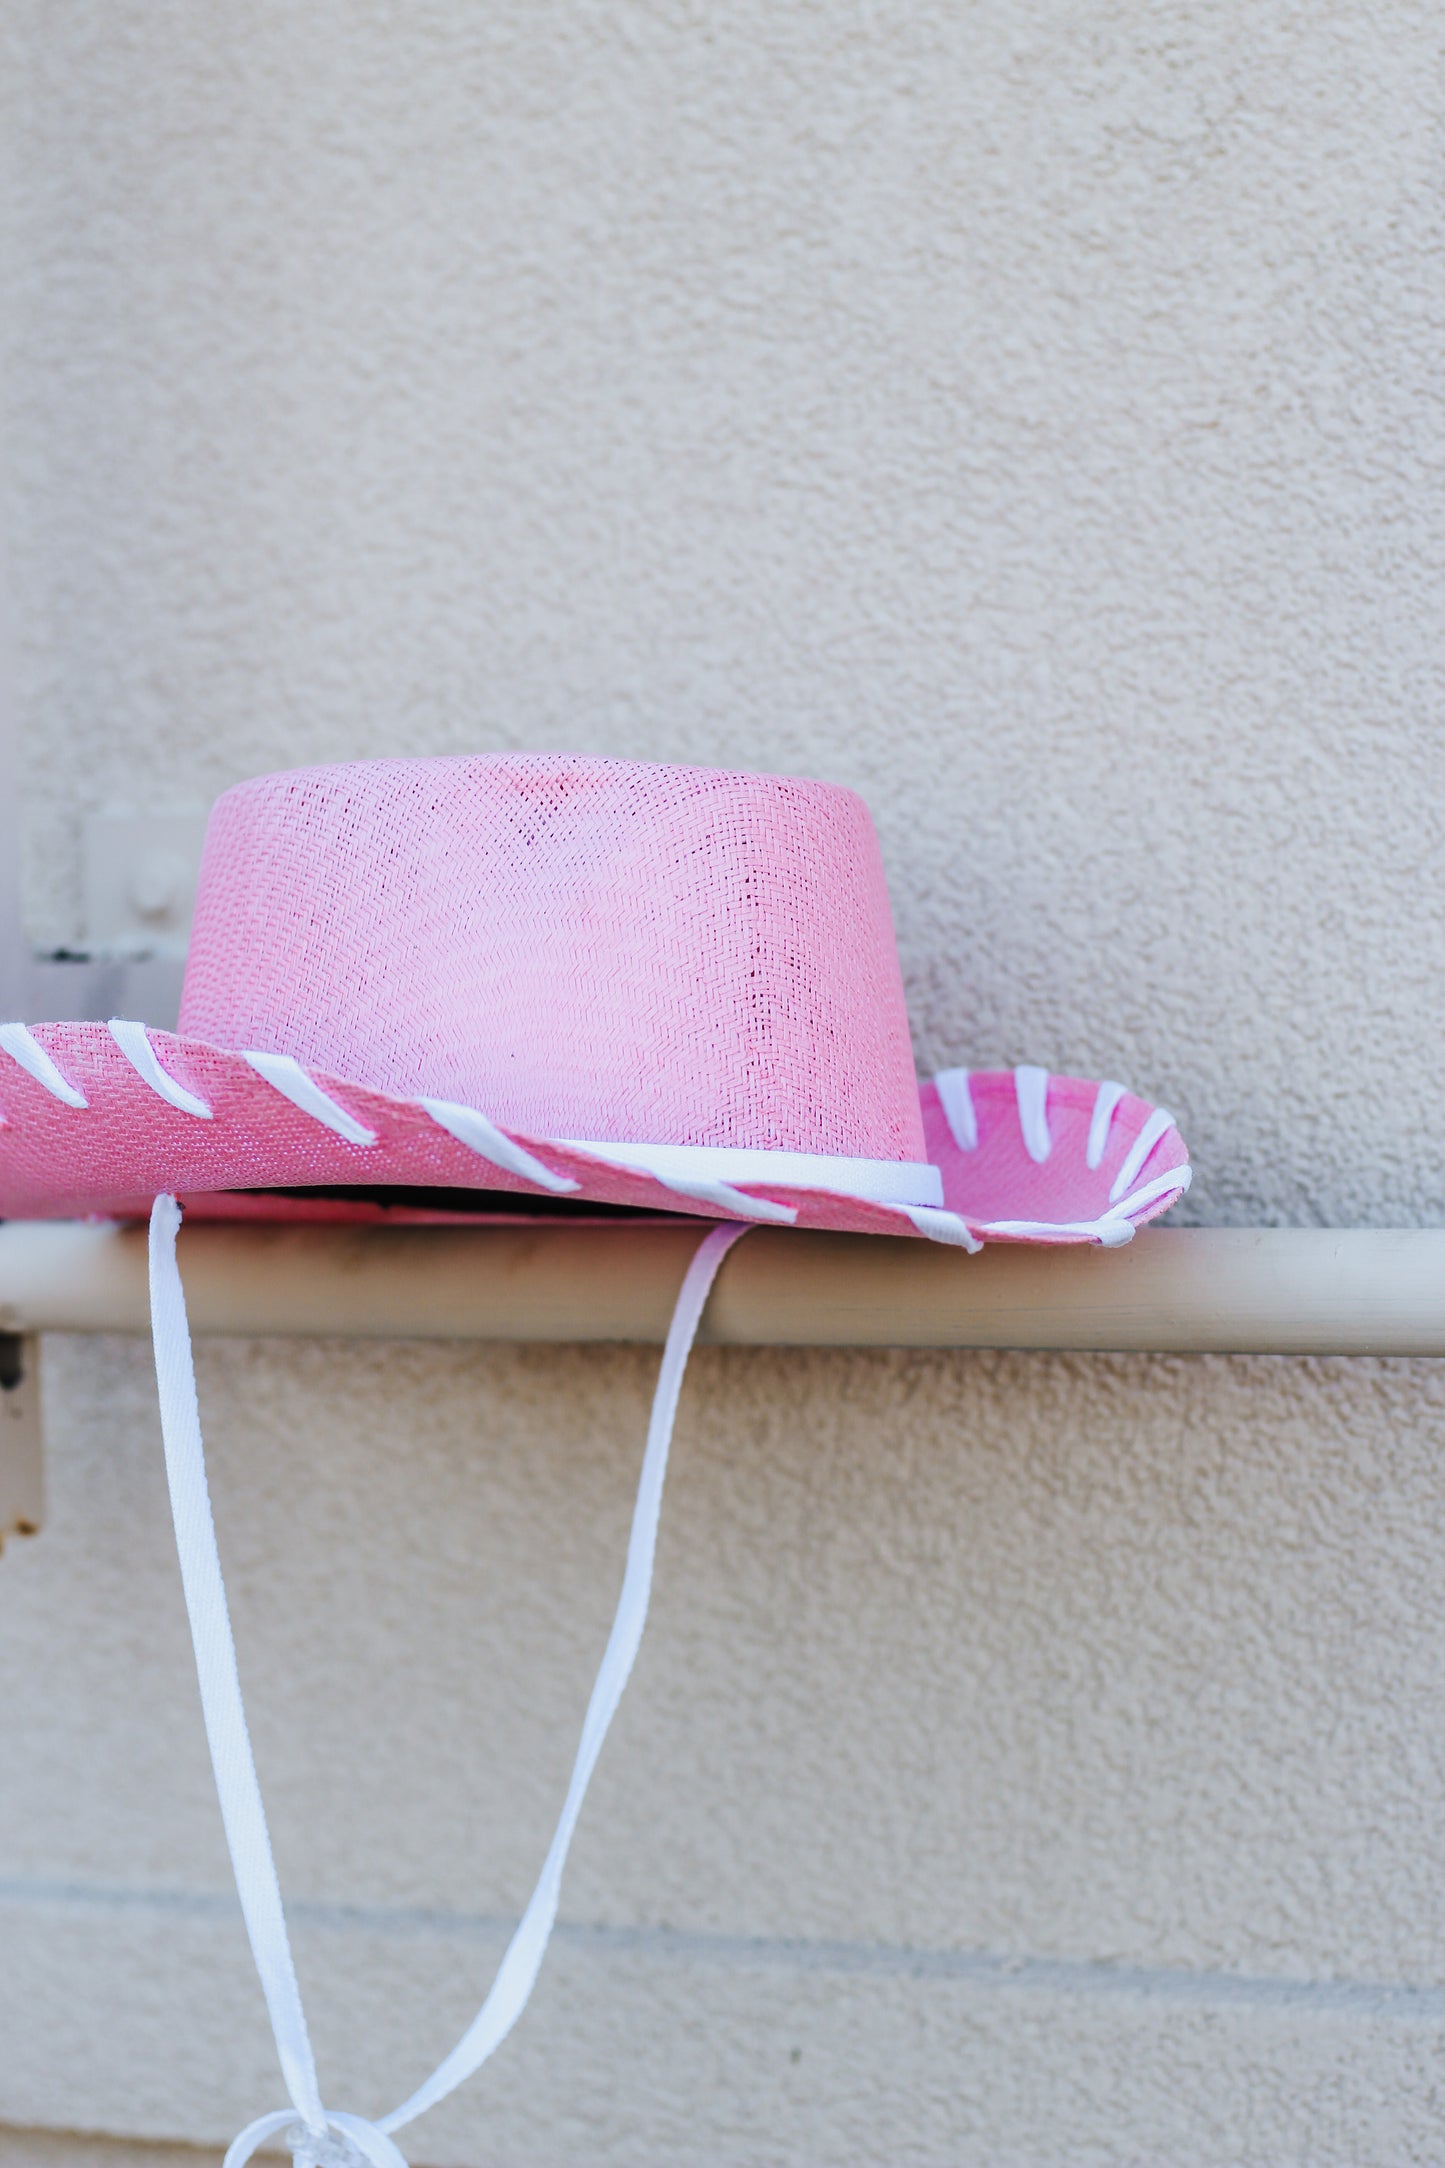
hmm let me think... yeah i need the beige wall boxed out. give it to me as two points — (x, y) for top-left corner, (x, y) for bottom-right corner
(3, 4), (1443, 2162)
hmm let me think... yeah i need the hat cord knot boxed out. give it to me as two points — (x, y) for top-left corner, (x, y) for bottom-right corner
(224, 2107), (409, 2168)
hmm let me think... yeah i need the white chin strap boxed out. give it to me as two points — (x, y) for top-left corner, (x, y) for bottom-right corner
(148, 1195), (748, 2168)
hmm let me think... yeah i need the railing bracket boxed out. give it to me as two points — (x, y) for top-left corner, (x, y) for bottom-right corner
(0, 1330), (44, 1548)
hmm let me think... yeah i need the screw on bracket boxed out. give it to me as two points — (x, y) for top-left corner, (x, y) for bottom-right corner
(0, 1331), (44, 1542)
(0, 1331), (24, 1392)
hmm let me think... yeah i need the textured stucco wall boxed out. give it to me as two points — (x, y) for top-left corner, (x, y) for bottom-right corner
(2, 3), (1443, 2163)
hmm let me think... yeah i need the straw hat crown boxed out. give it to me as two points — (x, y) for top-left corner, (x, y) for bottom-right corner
(177, 755), (926, 1159)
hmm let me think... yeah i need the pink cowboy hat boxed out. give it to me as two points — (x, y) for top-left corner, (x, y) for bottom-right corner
(0, 754), (1188, 1242)
(4, 755), (1194, 2167)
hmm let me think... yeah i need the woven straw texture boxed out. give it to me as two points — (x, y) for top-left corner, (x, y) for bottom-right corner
(0, 1032), (1188, 1236)
(178, 756), (924, 1160)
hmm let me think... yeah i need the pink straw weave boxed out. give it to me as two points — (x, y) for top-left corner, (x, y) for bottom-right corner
(179, 756), (926, 1160)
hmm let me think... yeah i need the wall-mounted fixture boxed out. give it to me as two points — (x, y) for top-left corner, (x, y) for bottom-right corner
(80, 810), (208, 964)
(3, 808), (208, 1032)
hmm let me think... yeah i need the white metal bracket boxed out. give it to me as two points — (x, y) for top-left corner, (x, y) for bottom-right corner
(0, 1332), (44, 1546)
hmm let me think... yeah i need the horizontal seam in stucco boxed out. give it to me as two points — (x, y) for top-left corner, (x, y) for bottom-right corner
(0, 1876), (1439, 2018)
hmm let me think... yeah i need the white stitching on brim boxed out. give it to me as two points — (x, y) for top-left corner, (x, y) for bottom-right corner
(0, 1034), (1188, 1251)
(241, 1051), (378, 1146)
(109, 1019), (213, 1118)
(560, 1138), (944, 1209)
(933, 1068), (978, 1152)
(421, 1098), (579, 1194)
(887, 1204), (983, 1252)
(1087, 1080), (1126, 1170)
(0, 1022), (88, 1108)
(980, 1164), (1192, 1246)
(636, 1173), (797, 1224)
(1110, 1106), (1177, 1203)
(1013, 1065), (1052, 1164)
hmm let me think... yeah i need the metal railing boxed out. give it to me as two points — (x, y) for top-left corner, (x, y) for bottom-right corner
(0, 1220), (1441, 1354)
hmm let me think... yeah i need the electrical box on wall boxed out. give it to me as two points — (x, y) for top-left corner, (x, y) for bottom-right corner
(0, 1333), (43, 1546)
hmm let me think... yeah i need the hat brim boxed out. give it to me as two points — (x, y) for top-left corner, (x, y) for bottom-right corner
(0, 1024), (1189, 1248)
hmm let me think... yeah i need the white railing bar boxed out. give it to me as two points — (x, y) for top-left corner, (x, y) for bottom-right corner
(0, 1221), (1443, 1354)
